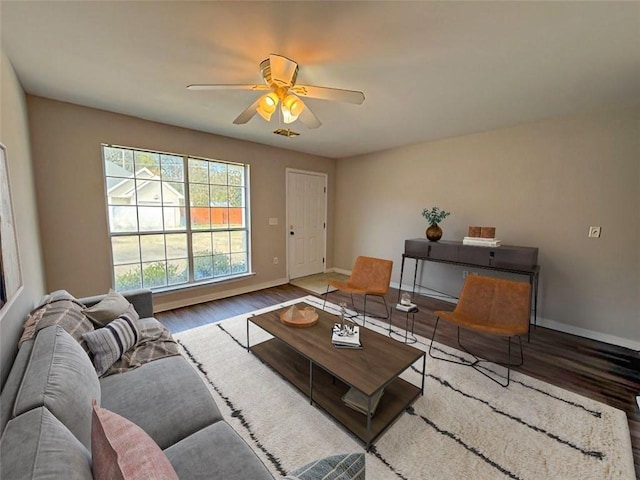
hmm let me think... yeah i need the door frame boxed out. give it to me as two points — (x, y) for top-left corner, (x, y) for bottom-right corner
(285, 168), (328, 280)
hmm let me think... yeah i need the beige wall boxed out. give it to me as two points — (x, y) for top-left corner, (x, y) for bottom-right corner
(335, 107), (640, 348)
(26, 96), (335, 311)
(0, 51), (46, 387)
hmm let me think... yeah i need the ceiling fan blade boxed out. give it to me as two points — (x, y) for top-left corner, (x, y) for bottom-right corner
(233, 98), (261, 125)
(298, 102), (322, 129)
(187, 84), (268, 91)
(291, 84), (365, 105)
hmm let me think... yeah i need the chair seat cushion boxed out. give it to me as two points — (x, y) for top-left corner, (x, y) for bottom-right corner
(435, 310), (528, 336)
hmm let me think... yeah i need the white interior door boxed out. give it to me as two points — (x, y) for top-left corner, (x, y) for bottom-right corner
(287, 170), (327, 280)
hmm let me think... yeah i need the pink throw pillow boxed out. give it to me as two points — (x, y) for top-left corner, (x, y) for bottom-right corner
(91, 400), (179, 480)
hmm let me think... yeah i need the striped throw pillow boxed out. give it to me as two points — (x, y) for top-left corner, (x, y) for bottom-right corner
(83, 306), (140, 376)
(285, 453), (365, 480)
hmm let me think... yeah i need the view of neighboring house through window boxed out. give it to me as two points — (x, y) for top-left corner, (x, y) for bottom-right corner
(103, 145), (249, 291)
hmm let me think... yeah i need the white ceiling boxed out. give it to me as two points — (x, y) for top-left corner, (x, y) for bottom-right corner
(2, 1), (639, 159)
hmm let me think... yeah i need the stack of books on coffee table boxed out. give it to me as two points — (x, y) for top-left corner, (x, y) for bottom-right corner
(342, 387), (384, 416)
(331, 325), (362, 349)
(462, 236), (501, 247)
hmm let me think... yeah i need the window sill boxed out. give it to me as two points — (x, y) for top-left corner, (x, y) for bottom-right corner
(149, 272), (257, 295)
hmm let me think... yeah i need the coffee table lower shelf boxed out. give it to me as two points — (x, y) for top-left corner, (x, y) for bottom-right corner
(250, 338), (421, 449)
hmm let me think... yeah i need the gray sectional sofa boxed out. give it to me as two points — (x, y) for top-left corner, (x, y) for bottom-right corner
(0, 289), (274, 479)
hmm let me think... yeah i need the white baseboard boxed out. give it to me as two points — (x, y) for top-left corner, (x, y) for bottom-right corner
(394, 281), (640, 352)
(153, 277), (289, 313)
(332, 267), (351, 276)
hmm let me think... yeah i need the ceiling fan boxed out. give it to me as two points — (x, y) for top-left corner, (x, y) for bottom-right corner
(187, 54), (365, 130)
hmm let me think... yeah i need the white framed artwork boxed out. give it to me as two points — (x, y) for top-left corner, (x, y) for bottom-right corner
(0, 142), (22, 310)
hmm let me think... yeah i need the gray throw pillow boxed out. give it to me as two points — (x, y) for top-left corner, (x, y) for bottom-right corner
(83, 289), (131, 326)
(82, 306), (140, 376)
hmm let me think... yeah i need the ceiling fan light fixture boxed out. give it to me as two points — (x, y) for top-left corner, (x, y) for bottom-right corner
(256, 92), (279, 121)
(281, 94), (305, 124)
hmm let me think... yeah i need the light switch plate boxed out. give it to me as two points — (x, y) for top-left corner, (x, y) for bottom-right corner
(268, 217), (278, 226)
(588, 226), (601, 238)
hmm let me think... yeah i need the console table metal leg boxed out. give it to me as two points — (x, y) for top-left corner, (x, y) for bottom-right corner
(246, 318), (250, 352)
(412, 258), (419, 298)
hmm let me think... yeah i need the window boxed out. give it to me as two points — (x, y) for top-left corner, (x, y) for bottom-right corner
(103, 145), (250, 291)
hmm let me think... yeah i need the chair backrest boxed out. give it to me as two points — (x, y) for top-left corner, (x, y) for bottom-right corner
(455, 275), (531, 334)
(349, 256), (393, 295)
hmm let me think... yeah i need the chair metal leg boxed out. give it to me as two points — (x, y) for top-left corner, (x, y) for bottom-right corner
(430, 318), (524, 388)
(322, 284), (331, 311)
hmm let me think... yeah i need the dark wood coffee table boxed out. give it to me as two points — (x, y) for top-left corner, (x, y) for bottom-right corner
(246, 302), (426, 450)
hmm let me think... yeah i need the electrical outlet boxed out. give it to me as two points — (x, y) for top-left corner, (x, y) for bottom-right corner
(588, 226), (601, 238)
(273, 257), (278, 264)
(463, 270), (469, 279)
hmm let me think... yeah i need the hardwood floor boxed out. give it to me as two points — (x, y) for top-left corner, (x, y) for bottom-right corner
(155, 283), (640, 475)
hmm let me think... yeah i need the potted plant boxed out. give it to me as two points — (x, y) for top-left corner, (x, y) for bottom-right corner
(421, 206), (450, 242)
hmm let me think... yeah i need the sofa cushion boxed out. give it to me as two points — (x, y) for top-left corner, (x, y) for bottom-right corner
(13, 325), (100, 449)
(99, 355), (222, 449)
(92, 401), (178, 480)
(0, 338), (33, 433)
(0, 406), (93, 480)
(284, 453), (366, 480)
(164, 420), (273, 480)
(83, 289), (131, 326)
(82, 306), (140, 376)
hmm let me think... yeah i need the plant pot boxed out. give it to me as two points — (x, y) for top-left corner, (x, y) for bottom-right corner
(426, 223), (443, 242)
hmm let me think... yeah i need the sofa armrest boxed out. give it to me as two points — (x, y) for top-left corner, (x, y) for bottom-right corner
(80, 289), (154, 318)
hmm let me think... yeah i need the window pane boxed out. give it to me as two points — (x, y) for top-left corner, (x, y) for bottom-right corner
(112, 236), (140, 265)
(138, 207), (164, 231)
(104, 147), (134, 177)
(194, 256), (213, 280)
(230, 231), (246, 253)
(138, 179), (162, 205)
(163, 207), (185, 231)
(190, 183), (209, 207)
(192, 232), (212, 256)
(228, 164), (244, 186)
(230, 207), (245, 228)
(140, 234), (165, 262)
(209, 162), (227, 185)
(107, 177), (136, 206)
(188, 159), (209, 183)
(213, 254), (231, 277)
(210, 185), (228, 206)
(160, 155), (184, 182)
(191, 207), (210, 230)
(211, 207), (228, 229)
(213, 231), (230, 254)
(109, 206), (138, 233)
(142, 261), (167, 288)
(135, 151), (160, 177)
(167, 259), (188, 285)
(114, 264), (142, 291)
(230, 252), (247, 274)
(228, 187), (244, 207)
(166, 233), (187, 259)
(164, 182), (185, 206)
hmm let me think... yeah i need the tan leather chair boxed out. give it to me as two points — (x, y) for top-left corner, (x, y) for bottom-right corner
(429, 275), (531, 387)
(323, 256), (393, 326)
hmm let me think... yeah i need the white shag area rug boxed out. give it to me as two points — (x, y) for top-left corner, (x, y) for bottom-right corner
(174, 296), (635, 480)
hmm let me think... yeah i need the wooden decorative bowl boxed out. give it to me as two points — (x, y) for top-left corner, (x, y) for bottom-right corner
(280, 305), (319, 328)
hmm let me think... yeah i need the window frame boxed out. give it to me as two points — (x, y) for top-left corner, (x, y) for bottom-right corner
(102, 144), (252, 292)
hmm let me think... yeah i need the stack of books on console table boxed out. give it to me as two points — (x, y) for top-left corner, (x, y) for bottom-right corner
(342, 387), (384, 416)
(462, 236), (501, 247)
(331, 324), (362, 349)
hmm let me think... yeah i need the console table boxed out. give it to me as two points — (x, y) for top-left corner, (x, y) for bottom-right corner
(399, 239), (540, 332)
